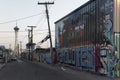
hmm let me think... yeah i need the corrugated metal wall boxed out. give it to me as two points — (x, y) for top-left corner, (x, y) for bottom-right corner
(55, 0), (120, 78)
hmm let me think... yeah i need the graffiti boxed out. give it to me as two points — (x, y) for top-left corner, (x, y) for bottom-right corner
(75, 48), (82, 68)
(95, 45), (101, 73)
(99, 49), (107, 74)
(55, 0), (117, 78)
(81, 47), (94, 71)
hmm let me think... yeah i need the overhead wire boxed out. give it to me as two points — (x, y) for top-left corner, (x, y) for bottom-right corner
(35, 13), (46, 27)
(0, 12), (44, 24)
(0, 29), (54, 33)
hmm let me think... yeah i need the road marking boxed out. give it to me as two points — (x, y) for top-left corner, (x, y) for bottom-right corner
(61, 67), (66, 71)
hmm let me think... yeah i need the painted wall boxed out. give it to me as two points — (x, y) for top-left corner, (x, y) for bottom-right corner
(56, 46), (94, 71)
(55, 0), (96, 48)
(55, 0), (117, 78)
(55, 0), (114, 49)
(81, 46), (94, 71)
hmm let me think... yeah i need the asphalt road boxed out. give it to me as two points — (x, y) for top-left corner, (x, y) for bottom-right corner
(0, 60), (80, 80)
(0, 60), (115, 80)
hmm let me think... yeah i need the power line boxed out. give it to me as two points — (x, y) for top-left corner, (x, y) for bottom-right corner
(35, 13), (46, 26)
(0, 29), (54, 33)
(0, 12), (44, 24)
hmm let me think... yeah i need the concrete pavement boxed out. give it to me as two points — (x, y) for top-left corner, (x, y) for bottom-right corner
(32, 61), (120, 80)
(0, 60), (87, 80)
(55, 64), (120, 80)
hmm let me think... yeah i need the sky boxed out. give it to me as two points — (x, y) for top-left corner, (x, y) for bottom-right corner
(0, 0), (89, 49)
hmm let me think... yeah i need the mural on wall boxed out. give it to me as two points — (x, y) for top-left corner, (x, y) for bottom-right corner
(75, 48), (82, 68)
(99, 49), (108, 74)
(55, 0), (114, 49)
(95, 45), (101, 73)
(95, 45), (114, 75)
(81, 46), (94, 71)
(95, 0), (114, 77)
(55, 1), (96, 48)
(55, 0), (116, 77)
(57, 50), (63, 63)
(105, 0), (114, 77)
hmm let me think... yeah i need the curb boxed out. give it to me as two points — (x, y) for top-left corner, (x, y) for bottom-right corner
(55, 63), (116, 80)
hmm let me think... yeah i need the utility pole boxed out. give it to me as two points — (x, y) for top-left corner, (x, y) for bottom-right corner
(27, 29), (31, 44)
(20, 41), (22, 54)
(26, 29), (31, 60)
(28, 29), (31, 60)
(17, 44), (19, 58)
(27, 26), (36, 60)
(38, 2), (54, 63)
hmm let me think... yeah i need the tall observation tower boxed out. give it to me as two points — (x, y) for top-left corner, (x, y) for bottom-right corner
(14, 26), (19, 55)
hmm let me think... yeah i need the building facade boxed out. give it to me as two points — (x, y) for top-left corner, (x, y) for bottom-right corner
(55, 0), (120, 78)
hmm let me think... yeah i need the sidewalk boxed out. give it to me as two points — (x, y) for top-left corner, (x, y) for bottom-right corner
(56, 63), (120, 80)
(31, 61), (120, 80)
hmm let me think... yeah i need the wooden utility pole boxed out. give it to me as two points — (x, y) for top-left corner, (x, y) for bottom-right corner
(20, 41), (22, 54)
(27, 26), (36, 60)
(38, 2), (54, 62)
(27, 29), (31, 60)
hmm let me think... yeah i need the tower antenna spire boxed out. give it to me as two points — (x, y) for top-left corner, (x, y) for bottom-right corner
(14, 23), (19, 56)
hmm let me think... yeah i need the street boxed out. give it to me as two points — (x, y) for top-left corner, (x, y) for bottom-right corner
(0, 60), (82, 80)
(0, 60), (114, 80)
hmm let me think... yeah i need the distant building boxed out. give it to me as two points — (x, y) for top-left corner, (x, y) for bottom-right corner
(32, 48), (57, 64)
